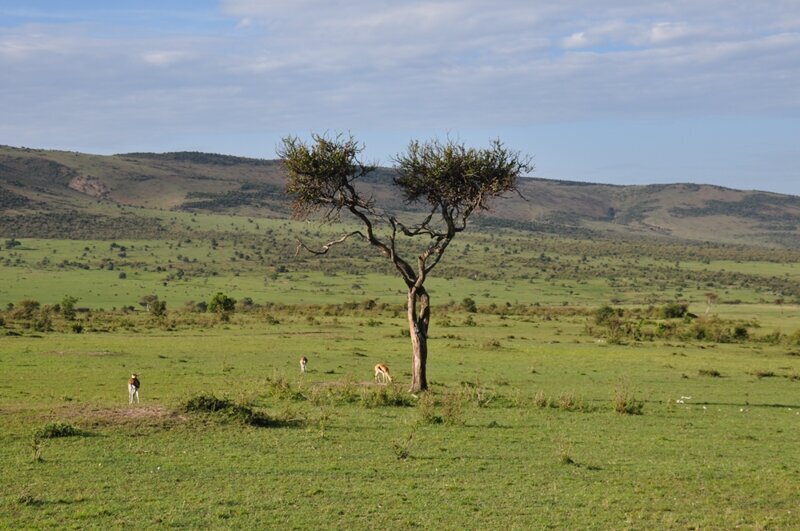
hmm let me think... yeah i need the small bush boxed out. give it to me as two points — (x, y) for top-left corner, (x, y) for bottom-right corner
(184, 394), (232, 412)
(698, 368), (722, 378)
(661, 302), (688, 319)
(183, 394), (272, 427)
(34, 422), (83, 439)
(265, 372), (305, 401)
(594, 305), (620, 326)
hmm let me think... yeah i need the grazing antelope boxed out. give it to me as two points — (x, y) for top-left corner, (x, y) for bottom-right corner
(374, 363), (393, 384)
(300, 356), (308, 373)
(128, 373), (140, 404)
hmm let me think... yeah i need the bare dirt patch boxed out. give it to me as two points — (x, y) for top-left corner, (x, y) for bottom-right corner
(52, 404), (186, 429)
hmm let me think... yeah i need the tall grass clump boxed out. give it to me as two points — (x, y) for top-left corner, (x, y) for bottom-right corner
(613, 384), (644, 415)
(391, 426), (417, 460)
(533, 390), (549, 408)
(360, 385), (415, 408)
(416, 392), (443, 425)
(460, 380), (495, 407)
(441, 392), (466, 425)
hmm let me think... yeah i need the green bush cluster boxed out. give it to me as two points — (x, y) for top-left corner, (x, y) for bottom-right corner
(589, 304), (753, 344)
(183, 394), (272, 427)
(33, 422), (83, 440)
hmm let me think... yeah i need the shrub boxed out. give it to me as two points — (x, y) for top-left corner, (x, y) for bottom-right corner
(594, 305), (620, 326)
(208, 292), (236, 313)
(462, 297), (477, 313)
(61, 295), (78, 320)
(11, 299), (40, 320)
(34, 422), (83, 439)
(183, 394), (272, 427)
(661, 302), (688, 319)
(698, 368), (722, 377)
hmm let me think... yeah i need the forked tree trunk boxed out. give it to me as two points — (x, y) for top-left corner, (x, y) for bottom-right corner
(407, 287), (431, 392)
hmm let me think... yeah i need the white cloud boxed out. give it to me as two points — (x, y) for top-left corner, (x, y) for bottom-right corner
(646, 22), (696, 44)
(0, 0), (799, 184)
(141, 50), (191, 67)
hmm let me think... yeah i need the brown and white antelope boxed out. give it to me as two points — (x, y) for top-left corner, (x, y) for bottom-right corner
(128, 373), (140, 404)
(374, 363), (393, 384)
(299, 356), (308, 373)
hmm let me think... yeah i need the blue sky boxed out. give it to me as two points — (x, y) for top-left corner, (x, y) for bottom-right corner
(1, 1), (798, 195)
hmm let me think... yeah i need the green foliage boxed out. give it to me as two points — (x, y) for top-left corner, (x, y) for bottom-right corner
(594, 305), (621, 326)
(461, 297), (477, 313)
(61, 295), (78, 320)
(183, 394), (272, 427)
(139, 294), (166, 317)
(660, 302), (688, 319)
(184, 394), (232, 412)
(394, 138), (531, 213)
(280, 133), (375, 219)
(208, 292), (236, 313)
(33, 422), (83, 440)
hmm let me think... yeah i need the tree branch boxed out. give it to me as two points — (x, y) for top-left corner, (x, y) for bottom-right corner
(294, 231), (366, 256)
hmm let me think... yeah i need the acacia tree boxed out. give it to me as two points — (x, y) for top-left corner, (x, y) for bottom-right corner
(279, 133), (532, 392)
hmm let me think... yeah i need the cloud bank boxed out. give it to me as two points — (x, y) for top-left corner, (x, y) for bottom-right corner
(0, 0), (798, 192)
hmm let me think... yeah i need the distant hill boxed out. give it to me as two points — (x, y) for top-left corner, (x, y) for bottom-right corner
(2, 144), (800, 248)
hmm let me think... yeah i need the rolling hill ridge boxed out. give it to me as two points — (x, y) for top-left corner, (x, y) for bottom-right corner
(2, 144), (799, 248)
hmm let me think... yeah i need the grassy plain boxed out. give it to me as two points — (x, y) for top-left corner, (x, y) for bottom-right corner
(2, 211), (800, 528)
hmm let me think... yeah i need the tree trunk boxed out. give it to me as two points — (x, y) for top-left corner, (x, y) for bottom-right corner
(407, 287), (430, 392)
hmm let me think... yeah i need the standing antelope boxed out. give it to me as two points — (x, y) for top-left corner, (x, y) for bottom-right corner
(374, 363), (393, 384)
(300, 356), (308, 373)
(128, 373), (140, 404)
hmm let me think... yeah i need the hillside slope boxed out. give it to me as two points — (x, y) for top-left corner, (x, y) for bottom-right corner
(2, 145), (799, 247)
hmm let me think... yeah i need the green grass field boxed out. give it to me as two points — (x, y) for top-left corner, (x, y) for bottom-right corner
(2, 212), (800, 528)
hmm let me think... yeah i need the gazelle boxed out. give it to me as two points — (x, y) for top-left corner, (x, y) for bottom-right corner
(374, 363), (393, 384)
(128, 373), (140, 404)
(300, 356), (308, 373)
